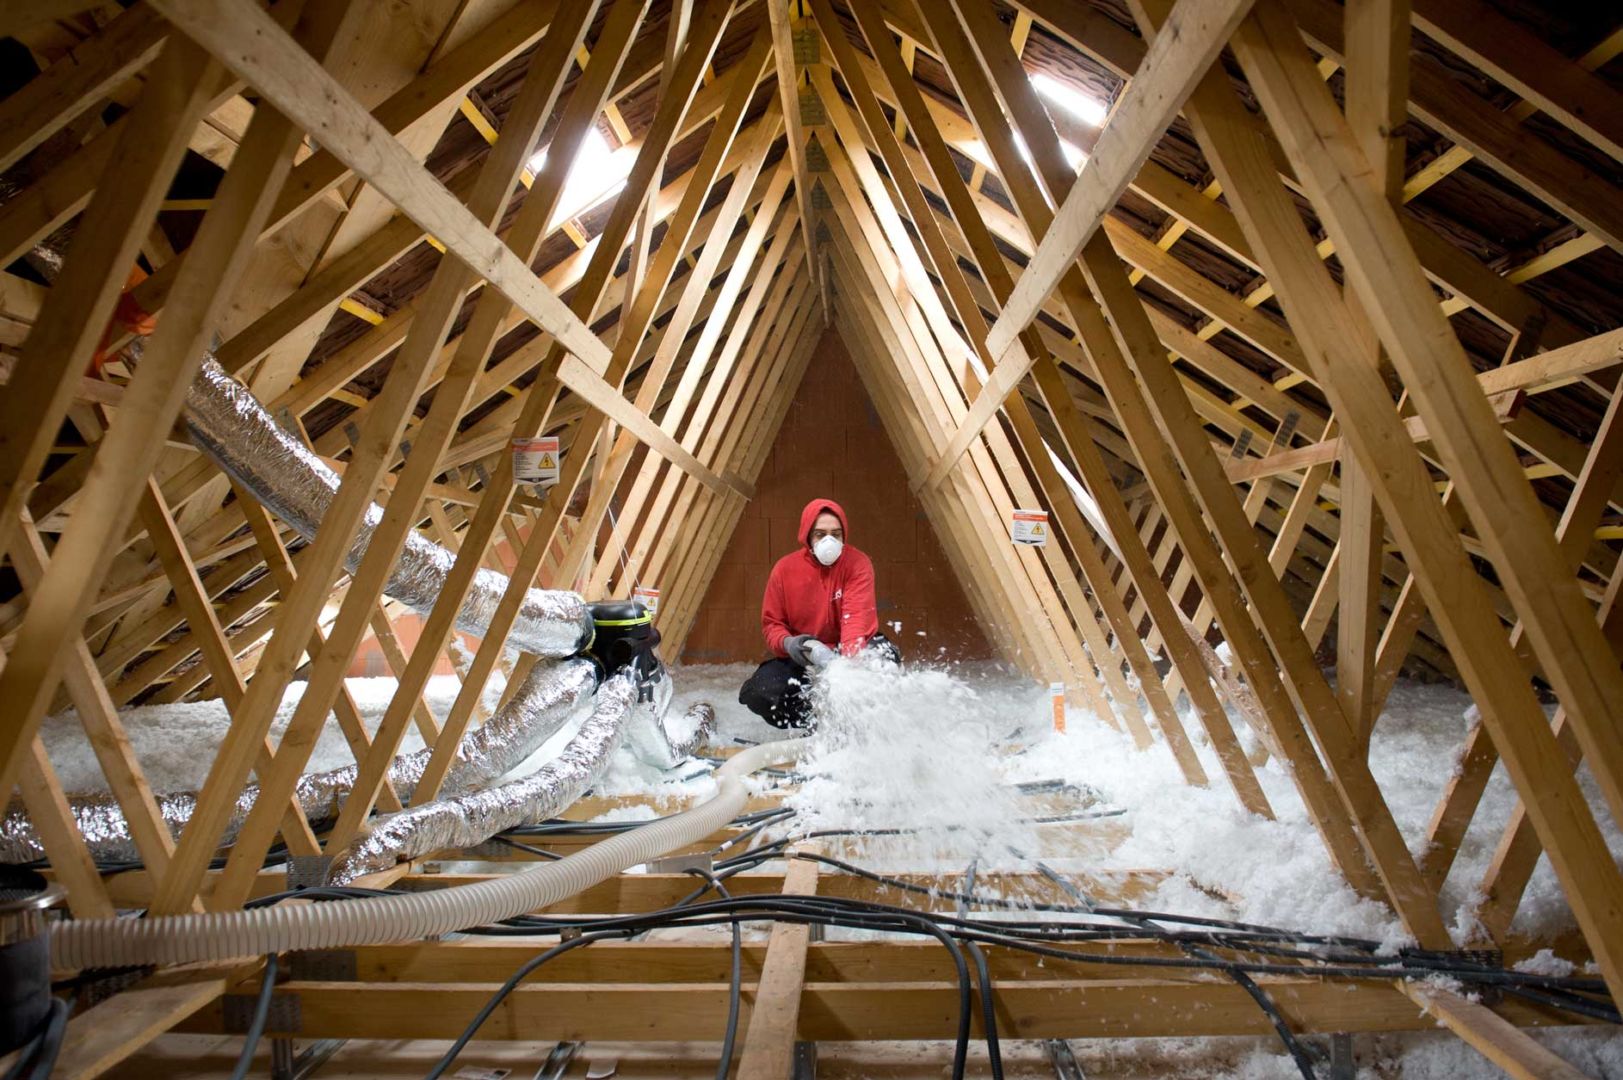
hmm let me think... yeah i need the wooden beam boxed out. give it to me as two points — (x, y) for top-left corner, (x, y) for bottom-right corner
(177, 975), (1591, 1041)
(0, 966), (243, 1080)
(736, 853), (819, 1078)
(149, 0), (612, 374)
(985, 0), (1257, 364)
(205, 0), (617, 908)
(1147, 0), (1623, 992)
(0, 3), (167, 174)
(1400, 983), (1594, 1080)
(1287, 0), (1623, 254)
(927, 0), (1390, 906)
(1231, 5), (1623, 982)
(1335, 0), (1407, 749)
(0, 9), (359, 814)
(0, 38), (218, 572)
(1223, 390), (1521, 482)
(1409, 0), (1623, 171)
(765, 0), (827, 318)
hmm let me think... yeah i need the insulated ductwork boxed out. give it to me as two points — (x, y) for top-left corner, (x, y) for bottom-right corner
(184, 357), (592, 658)
(6, 238), (709, 888)
(49, 739), (803, 971)
(0, 658), (600, 865)
(328, 672), (637, 883)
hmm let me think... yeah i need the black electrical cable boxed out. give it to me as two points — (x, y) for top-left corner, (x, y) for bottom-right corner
(213, 853), (1616, 1052)
(958, 860), (1004, 1080)
(0, 997), (68, 1080)
(423, 858), (755, 1080)
(1498, 983), (1623, 1024)
(26, 843), (293, 878)
(422, 932), (617, 1080)
(1000, 844), (1325, 1080)
(475, 894), (976, 1078)
(474, 889), (1610, 997)
(965, 941), (1003, 1079)
(488, 835), (564, 860)
(709, 808), (797, 853)
(681, 868), (743, 1080)
(228, 954), (279, 1080)
(228, 883), (1608, 1058)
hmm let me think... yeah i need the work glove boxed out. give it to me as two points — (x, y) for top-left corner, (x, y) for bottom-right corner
(803, 639), (837, 668)
(783, 634), (823, 668)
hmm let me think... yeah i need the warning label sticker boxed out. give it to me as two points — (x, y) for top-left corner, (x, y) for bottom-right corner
(1010, 508), (1049, 546)
(511, 436), (560, 485)
(632, 586), (661, 615)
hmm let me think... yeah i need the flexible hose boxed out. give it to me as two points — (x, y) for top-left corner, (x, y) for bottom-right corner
(49, 740), (803, 970)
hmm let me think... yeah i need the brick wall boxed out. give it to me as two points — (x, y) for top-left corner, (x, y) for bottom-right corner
(679, 329), (992, 665)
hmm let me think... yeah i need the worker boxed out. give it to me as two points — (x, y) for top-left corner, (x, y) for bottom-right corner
(738, 498), (899, 729)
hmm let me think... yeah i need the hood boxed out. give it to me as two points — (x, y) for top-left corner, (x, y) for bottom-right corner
(798, 498), (849, 547)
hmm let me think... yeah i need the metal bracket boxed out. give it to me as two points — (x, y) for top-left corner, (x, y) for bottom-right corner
(80, 967), (146, 1008)
(1043, 1039), (1087, 1078)
(805, 140), (829, 173)
(535, 1042), (583, 1080)
(1328, 1033), (1355, 1080)
(288, 949), (356, 982)
(285, 855), (333, 890)
(647, 852), (713, 876)
(223, 992), (301, 1035)
(791, 26), (819, 65)
(798, 87), (825, 126)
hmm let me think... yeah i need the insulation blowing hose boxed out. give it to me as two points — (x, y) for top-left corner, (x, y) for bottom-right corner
(48, 740), (802, 970)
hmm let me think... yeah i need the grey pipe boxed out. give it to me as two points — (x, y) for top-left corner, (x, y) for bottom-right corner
(328, 672), (638, 883)
(185, 357), (591, 657)
(1, 658), (600, 865)
(4, 242), (706, 876)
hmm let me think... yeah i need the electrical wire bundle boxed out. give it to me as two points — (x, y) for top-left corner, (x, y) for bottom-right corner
(214, 807), (1617, 1080)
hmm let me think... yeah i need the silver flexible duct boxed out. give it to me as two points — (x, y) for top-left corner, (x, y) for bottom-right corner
(6, 238), (706, 881)
(328, 672), (637, 883)
(50, 740), (802, 970)
(1, 658), (600, 864)
(184, 357), (592, 658)
(441, 657), (599, 792)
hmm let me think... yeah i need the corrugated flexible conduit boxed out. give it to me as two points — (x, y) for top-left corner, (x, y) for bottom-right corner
(49, 739), (801, 970)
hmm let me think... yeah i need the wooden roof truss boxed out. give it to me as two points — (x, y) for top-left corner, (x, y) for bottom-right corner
(1, 0), (1622, 1071)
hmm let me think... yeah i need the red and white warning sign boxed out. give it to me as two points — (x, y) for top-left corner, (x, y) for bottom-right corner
(632, 586), (661, 615)
(1010, 508), (1049, 546)
(511, 436), (560, 485)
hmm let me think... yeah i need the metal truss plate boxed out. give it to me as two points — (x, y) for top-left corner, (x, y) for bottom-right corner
(285, 855), (332, 890)
(223, 992), (301, 1035)
(288, 949), (356, 982)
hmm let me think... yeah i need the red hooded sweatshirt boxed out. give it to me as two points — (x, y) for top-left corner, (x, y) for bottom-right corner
(761, 499), (879, 658)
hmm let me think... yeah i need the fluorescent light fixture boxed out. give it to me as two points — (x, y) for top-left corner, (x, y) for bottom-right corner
(528, 128), (635, 230)
(1032, 73), (1108, 127)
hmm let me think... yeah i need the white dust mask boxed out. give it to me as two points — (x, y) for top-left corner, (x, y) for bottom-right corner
(812, 534), (843, 566)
